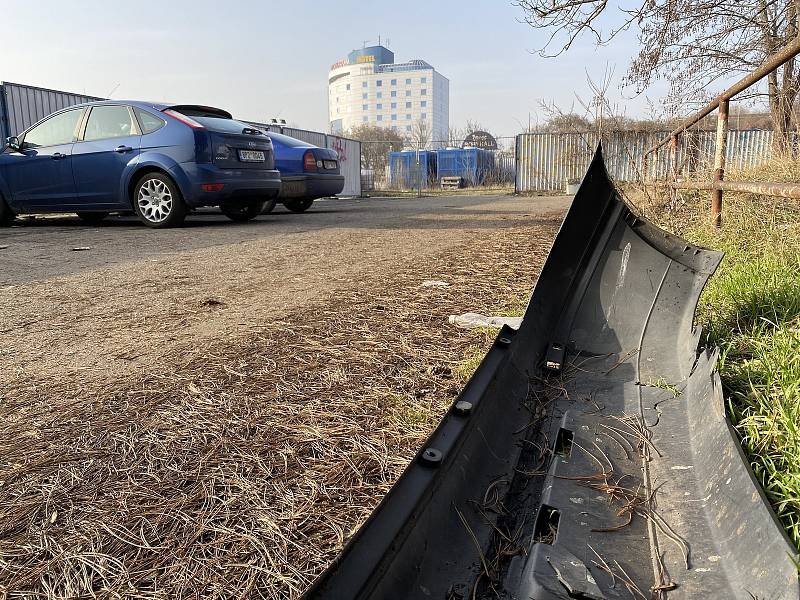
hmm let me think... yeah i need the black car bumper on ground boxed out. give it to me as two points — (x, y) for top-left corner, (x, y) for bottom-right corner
(279, 174), (345, 200)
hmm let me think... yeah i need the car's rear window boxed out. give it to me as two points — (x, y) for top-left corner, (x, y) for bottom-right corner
(193, 116), (264, 135)
(267, 132), (315, 148)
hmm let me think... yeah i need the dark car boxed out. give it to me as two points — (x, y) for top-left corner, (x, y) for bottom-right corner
(266, 132), (344, 212)
(0, 101), (281, 228)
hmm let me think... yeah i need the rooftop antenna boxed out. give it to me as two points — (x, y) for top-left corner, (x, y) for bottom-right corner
(362, 39), (370, 48)
(386, 38), (391, 48)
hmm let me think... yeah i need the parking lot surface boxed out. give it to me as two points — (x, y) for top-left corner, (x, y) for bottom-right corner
(0, 193), (569, 598)
(1, 195), (569, 285)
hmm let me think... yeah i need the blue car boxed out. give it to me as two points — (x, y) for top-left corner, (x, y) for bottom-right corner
(0, 101), (281, 228)
(266, 132), (344, 212)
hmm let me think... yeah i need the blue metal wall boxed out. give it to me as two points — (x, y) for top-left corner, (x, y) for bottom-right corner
(436, 148), (494, 185)
(389, 150), (437, 188)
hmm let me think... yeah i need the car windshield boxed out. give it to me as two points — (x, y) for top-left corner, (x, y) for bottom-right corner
(192, 116), (263, 135)
(267, 132), (315, 148)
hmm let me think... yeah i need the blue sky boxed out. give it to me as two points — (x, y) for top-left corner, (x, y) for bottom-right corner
(1, 1), (672, 138)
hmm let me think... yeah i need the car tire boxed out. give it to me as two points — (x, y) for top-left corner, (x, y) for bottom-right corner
(132, 172), (187, 228)
(220, 199), (266, 222)
(283, 198), (315, 213)
(261, 198), (277, 214)
(0, 195), (15, 227)
(76, 211), (109, 225)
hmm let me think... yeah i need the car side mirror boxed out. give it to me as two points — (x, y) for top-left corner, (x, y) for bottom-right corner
(5, 136), (21, 152)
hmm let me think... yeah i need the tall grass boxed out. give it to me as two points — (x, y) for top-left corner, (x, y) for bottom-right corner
(627, 157), (800, 547)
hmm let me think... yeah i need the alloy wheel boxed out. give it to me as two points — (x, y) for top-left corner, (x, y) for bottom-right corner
(137, 178), (174, 223)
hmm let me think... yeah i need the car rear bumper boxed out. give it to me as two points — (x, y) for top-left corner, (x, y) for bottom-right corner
(278, 174), (345, 200)
(172, 163), (282, 207)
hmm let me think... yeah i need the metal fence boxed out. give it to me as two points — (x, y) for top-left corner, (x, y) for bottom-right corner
(361, 141), (516, 192)
(515, 130), (789, 192)
(0, 81), (362, 197)
(0, 81), (100, 141)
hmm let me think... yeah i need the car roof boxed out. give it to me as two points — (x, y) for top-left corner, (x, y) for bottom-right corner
(55, 100), (232, 118)
(265, 131), (317, 148)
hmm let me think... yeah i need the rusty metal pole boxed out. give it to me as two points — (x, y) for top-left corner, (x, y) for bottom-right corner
(670, 134), (679, 209)
(711, 100), (729, 228)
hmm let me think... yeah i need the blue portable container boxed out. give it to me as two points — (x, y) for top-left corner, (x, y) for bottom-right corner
(435, 148), (495, 186)
(389, 150), (438, 188)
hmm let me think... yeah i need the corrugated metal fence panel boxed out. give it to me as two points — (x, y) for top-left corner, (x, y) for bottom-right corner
(0, 85), (7, 142)
(326, 135), (362, 196)
(1, 81), (101, 136)
(282, 127), (327, 148)
(244, 120), (282, 134)
(516, 129), (788, 192)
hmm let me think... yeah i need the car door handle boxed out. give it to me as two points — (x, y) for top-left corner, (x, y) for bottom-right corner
(52, 152), (67, 160)
(114, 145), (133, 153)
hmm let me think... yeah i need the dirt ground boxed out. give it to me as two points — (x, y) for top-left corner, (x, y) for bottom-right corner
(0, 195), (567, 598)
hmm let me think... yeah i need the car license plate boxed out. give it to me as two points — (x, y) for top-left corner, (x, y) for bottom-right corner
(323, 160), (337, 169)
(239, 150), (265, 162)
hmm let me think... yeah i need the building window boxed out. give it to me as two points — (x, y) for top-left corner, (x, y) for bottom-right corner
(405, 101), (411, 108)
(392, 125), (398, 131)
(421, 89), (427, 96)
(391, 79), (397, 85)
(421, 113), (427, 119)
(420, 100), (427, 107)
(391, 102), (397, 109)
(362, 92), (368, 99)
(406, 78), (411, 84)
(377, 114), (383, 121)
(376, 80), (382, 86)
(406, 113), (411, 119)
(363, 116), (368, 122)
(377, 92), (382, 99)
(336, 97), (339, 103)
(421, 77), (427, 83)
(362, 81), (367, 88)
(362, 104), (368, 110)
(390, 90), (397, 97)
(346, 84), (350, 90)
(377, 103), (382, 109)
(405, 90), (411, 97)
(406, 125), (412, 131)
(391, 114), (397, 120)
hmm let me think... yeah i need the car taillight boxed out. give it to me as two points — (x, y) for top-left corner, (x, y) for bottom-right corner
(303, 150), (317, 172)
(163, 109), (205, 129)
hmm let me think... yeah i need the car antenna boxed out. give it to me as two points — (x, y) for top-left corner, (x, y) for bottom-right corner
(106, 82), (121, 98)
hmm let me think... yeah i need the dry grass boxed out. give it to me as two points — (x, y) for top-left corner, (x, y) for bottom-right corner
(0, 220), (560, 599)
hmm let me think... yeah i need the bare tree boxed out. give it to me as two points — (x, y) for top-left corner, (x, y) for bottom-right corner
(409, 119), (431, 149)
(516, 0), (800, 152)
(348, 124), (405, 174)
(447, 120), (493, 146)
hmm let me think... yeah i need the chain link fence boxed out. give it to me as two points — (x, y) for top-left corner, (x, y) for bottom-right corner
(359, 138), (516, 194)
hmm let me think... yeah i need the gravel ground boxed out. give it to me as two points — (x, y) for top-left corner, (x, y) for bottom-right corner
(0, 194), (568, 599)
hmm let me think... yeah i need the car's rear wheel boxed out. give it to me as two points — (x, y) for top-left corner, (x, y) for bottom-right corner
(0, 195), (15, 227)
(283, 198), (315, 213)
(220, 199), (266, 222)
(261, 198), (278, 214)
(76, 211), (109, 225)
(133, 173), (186, 228)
